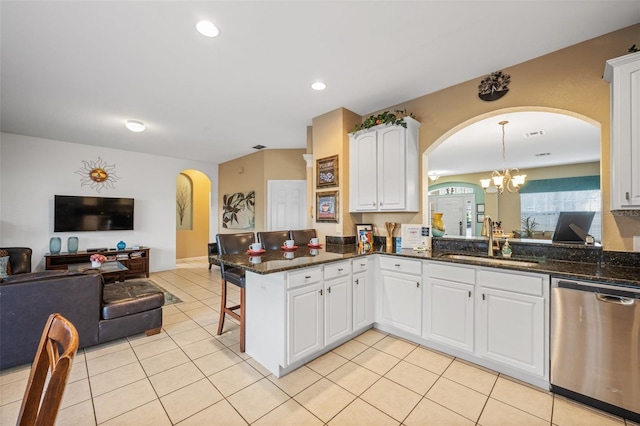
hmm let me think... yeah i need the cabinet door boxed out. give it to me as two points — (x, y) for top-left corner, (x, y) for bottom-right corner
(377, 126), (407, 211)
(425, 278), (474, 352)
(324, 276), (352, 346)
(287, 283), (323, 364)
(608, 53), (640, 209)
(379, 270), (422, 336)
(353, 268), (373, 331)
(349, 131), (378, 211)
(477, 287), (545, 376)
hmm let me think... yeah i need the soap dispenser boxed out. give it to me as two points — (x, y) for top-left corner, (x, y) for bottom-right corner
(501, 239), (512, 258)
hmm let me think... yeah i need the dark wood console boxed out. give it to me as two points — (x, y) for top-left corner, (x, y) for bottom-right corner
(45, 247), (150, 279)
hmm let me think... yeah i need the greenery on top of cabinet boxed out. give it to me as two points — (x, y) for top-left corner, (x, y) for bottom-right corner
(350, 109), (415, 134)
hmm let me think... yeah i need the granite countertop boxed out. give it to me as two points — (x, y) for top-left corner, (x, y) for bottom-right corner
(216, 244), (640, 288)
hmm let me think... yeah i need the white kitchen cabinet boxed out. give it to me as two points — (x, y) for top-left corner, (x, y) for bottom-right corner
(604, 51), (640, 209)
(377, 256), (422, 336)
(352, 258), (373, 331)
(424, 262), (475, 353)
(476, 268), (548, 378)
(287, 281), (323, 364)
(349, 117), (420, 212)
(323, 261), (352, 346)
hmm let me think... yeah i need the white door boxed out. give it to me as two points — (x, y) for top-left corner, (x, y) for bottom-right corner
(287, 283), (323, 364)
(324, 276), (352, 346)
(379, 271), (422, 336)
(425, 278), (474, 352)
(268, 180), (306, 231)
(433, 195), (474, 236)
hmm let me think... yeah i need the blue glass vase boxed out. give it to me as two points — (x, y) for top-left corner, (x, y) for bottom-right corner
(49, 237), (61, 254)
(117, 241), (126, 250)
(67, 236), (79, 253)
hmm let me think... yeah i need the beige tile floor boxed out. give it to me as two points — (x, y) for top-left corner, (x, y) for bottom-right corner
(1, 257), (638, 425)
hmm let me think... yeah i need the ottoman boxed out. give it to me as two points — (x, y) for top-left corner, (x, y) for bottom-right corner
(98, 279), (164, 343)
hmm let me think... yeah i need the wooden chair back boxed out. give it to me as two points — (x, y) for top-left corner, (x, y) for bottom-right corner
(17, 313), (79, 426)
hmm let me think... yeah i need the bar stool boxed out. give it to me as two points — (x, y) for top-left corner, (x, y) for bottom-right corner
(289, 229), (317, 246)
(216, 232), (255, 352)
(257, 230), (290, 251)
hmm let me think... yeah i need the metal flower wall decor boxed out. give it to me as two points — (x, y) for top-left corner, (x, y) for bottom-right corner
(478, 71), (511, 101)
(75, 157), (120, 192)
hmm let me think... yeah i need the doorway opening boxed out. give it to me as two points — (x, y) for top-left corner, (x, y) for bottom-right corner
(176, 169), (211, 259)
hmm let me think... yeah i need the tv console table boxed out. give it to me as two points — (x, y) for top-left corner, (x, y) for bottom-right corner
(45, 247), (150, 279)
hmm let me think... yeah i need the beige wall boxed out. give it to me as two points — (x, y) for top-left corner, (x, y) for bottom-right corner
(176, 169), (211, 259)
(319, 23), (638, 251)
(311, 108), (361, 241)
(218, 149), (306, 234)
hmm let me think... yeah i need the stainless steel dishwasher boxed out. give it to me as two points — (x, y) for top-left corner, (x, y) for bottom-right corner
(551, 278), (640, 420)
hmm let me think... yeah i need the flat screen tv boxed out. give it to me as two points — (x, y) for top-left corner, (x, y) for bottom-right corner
(54, 195), (134, 232)
(551, 211), (595, 243)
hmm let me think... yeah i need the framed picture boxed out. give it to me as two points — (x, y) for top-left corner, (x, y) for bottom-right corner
(316, 191), (339, 223)
(477, 203), (485, 213)
(477, 213), (485, 223)
(316, 155), (338, 188)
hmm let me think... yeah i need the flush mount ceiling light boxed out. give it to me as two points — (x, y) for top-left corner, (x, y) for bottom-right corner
(311, 81), (326, 91)
(480, 121), (526, 194)
(125, 120), (146, 132)
(196, 20), (219, 37)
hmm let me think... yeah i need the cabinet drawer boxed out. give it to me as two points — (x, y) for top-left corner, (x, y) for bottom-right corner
(125, 258), (146, 273)
(428, 262), (475, 284)
(324, 261), (351, 280)
(352, 257), (369, 273)
(378, 256), (421, 275)
(478, 269), (545, 296)
(287, 267), (322, 289)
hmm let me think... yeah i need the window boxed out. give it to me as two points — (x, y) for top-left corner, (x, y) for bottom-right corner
(520, 190), (601, 240)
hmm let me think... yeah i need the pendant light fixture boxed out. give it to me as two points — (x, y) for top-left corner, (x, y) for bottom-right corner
(480, 120), (526, 193)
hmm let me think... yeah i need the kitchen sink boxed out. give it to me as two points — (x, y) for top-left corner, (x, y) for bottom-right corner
(439, 254), (539, 268)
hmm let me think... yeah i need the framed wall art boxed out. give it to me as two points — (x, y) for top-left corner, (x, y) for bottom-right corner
(316, 191), (339, 223)
(316, 155), (338, 188)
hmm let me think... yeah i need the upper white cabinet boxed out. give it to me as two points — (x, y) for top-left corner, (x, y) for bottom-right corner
(604, 51), (640, 210)
(349, 117), (420, 212)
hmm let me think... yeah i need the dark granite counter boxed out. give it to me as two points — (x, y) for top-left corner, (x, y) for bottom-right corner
(216, 240), (640, 288)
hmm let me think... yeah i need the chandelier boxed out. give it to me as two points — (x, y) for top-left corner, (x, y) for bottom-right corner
(480, 120), (526, 193)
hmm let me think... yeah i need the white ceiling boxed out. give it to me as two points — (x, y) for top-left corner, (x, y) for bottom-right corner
(1, 1), (639, 165)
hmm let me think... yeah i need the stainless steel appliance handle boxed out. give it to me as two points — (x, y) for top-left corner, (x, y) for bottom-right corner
(596, 294), (635, 306)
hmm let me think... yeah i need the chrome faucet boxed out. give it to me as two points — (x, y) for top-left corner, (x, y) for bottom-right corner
(482, 215), (495, 256)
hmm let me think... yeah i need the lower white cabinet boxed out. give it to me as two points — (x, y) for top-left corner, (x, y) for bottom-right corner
(287, 282), (323, 364)
(353, 258), (373, 331)
(324, 261), (353, 346)
(424, 262), (475, 352)
(476, 269), (547, 377)
(378, 256), (422, 336)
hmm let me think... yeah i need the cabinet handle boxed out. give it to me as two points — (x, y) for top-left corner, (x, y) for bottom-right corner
(416, 282), (420, 288)
(626, 191), (630, 200)
(355, 279), (359, 285)
(372, 202), (376, 207)
(482, 293), (486, 301)
(468, 291), (472, 298)
(327, 287), (331, 293)
(360, 263), (366, 267)
(305, 275), (311, 279)
(338, 268), (343, 272)
(394, 264), (401, 267)
(319, 289), (323, 296)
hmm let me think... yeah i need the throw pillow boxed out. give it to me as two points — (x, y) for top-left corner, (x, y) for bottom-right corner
(0, 256), (10, 279)
(0, 250), (11, 275)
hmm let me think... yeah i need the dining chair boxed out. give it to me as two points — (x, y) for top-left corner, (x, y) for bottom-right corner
(257, 230), (290, 250)
(17, 313), (79, 426)
(289, 229), (317, 246)
(216, 232), (255, 352)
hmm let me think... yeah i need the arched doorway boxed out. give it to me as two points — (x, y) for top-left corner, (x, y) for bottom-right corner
(176, 169), (211, 259)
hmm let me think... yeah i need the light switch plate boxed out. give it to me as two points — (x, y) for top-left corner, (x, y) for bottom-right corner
(634, 236), (640, 252)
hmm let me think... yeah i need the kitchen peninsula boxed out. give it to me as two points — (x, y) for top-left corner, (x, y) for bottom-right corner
(218, 240), (640, 394)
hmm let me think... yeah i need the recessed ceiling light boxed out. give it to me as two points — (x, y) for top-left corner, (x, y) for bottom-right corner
(125, 120), (146, 132)
(196, 21), (219, 37)
(311, 81), (326, 91)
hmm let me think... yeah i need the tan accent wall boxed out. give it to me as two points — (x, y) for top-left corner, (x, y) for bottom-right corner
(176, 169), (211, 259)
(311, 108), (361, 242)
(218, 149), (306, 234)
(314, 23), (638, 251)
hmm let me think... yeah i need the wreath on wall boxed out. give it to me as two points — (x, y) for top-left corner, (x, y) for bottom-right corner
(478, 71), (511, 101)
